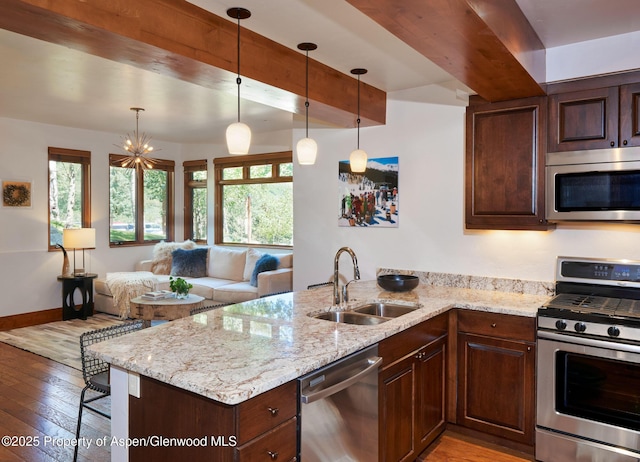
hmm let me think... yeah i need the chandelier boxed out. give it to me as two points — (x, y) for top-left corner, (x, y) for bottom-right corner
(116, 107), (157, 170)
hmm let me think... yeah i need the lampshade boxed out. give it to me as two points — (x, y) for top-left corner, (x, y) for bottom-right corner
(296, 137), (318, 165)
(349, 149), (368, 173)
(63, 228), (96, 249)
(226, 122), (252, 155)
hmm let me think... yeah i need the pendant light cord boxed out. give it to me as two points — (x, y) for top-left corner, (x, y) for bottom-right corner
(305, 49), (310, 138)
(356, 74), (361, 149)
(236, 13), (241, 123)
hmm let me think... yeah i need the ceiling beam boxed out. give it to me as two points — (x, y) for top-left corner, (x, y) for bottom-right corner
(0, 0), (386, 127)
(345, 0), (546, 102)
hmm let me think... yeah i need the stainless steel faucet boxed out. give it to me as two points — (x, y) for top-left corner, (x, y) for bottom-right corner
(333, 247), (361, 306)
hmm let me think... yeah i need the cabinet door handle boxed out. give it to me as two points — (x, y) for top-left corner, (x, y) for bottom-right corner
(610, 141), (616, 147)
(267, 407), (279, 416)
(267, 450), (279, 460)
(491, 323), (497, 328)
(623, 139), (628, 146)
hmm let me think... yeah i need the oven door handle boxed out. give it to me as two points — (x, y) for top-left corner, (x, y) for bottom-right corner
(538, 330), (640, 354)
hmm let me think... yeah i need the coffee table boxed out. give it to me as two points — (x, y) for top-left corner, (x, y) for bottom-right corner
(129, 294), (205, 327)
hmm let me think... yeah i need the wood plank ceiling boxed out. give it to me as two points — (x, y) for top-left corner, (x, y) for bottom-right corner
(0, 0), (545, 129)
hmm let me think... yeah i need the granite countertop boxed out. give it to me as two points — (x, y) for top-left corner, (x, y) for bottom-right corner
(89, 279), (550, 405)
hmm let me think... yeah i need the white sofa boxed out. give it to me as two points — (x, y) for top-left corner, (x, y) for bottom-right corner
(94, 244), (293, 317)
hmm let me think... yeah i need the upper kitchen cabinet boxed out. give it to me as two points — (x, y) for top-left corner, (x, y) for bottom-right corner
(620, 82), (640, 148)
(548, 80), (640, 152)
(548, 86), (618, 152)
(465, 96), (552, 230)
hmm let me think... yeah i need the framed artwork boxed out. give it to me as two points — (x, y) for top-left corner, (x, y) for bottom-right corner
(2, 180), (32, 208)
(338, 156), (398, 227)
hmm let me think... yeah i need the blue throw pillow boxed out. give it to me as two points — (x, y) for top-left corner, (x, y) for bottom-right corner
(250, 254), (279, 287)
(170, 248), (208, 278)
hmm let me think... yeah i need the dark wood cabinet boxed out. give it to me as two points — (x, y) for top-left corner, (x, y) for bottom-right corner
(549, 83), (640, 151)
(456, 310), (536, 447)
(465, 96), (551, 230)
(378, 313), (447, 462)
(548, 86), (619, 152)
(129, 376), (297, 462)
(620, 82), (640, 148)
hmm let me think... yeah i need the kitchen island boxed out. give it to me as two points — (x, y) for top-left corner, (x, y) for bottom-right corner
(89, 278), (549, 461)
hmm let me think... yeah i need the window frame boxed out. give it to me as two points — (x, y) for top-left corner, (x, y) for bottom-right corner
(48, 147), (91, 251)
(183, 159), (208, 243)
(109, 153), (175, 247)
(213, 151), (293, 248)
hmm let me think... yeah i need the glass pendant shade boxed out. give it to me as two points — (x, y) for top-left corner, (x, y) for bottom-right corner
(296, 137), (318, 165)
(349, 148), (368, 172)
(226, 122), (251, 155)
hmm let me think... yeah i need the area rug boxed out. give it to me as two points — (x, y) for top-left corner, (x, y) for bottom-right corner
(0, 313), (124, 370)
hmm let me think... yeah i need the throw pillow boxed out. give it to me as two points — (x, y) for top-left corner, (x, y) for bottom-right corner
(170, 248), (208, 278)
(243, 248), (264, 281)
(250, 254), (279, 287)
(151, 240), (196, 274)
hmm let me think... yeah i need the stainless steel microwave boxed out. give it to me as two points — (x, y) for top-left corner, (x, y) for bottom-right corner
(546, 146), (640, 222)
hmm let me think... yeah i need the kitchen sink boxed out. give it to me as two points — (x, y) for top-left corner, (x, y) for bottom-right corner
(352, 302), (418, 318)
(312, 302), (420, 325)
(313, 311), (388, 325)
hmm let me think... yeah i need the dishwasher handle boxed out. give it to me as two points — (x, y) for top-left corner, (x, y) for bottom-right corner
(300, 356), (382, 404)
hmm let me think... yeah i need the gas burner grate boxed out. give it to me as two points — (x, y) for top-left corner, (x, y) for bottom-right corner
(545, 294), (640, 319)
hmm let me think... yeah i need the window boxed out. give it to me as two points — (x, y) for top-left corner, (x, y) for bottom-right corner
(109, 154), (175, 246)
(214, 152), (293, 247)
(184, 160), (208, 243)
(48, 147), (91, 250)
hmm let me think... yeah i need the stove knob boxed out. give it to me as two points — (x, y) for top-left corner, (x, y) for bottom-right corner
(555, 320), (567, 331)
(607, 326), (621, 337)
(574, 322), (587, 333)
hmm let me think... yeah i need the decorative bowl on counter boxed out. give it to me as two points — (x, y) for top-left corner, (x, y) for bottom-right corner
(377, 274), (419, 292)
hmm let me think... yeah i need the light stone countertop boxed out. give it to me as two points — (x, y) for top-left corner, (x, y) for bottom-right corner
(89, 279), (550, 405)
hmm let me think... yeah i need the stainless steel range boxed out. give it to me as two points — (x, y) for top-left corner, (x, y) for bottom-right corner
(536, 256), (640, 462)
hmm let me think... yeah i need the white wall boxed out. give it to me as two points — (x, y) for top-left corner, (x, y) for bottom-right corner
(292, 84), (640, 291)
(546, 31), (640, 83)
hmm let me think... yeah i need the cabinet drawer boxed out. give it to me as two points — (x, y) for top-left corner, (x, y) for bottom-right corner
(235, 417), (297, 462)
(379, 312), (448, 367)
(457, 310), (535, 342)
(236, 381), (297, 443)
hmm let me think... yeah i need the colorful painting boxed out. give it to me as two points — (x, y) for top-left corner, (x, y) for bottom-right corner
(2, 180), (32, 207)
(338, 156), (398, 227)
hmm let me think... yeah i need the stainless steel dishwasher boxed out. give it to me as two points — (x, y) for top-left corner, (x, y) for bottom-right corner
(298, 344), (382, 461)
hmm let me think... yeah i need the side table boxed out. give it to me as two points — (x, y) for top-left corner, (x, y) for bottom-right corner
(57, 273), (98, 321)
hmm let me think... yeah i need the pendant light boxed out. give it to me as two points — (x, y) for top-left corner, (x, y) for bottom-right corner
(296, 42), (318, 165)
(115, 107), (157, 170)
(349, 68), (368, 173)
(226, 7), (252, 155)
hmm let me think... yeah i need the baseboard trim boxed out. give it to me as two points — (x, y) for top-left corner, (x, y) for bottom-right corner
(0, 308), (62, 331)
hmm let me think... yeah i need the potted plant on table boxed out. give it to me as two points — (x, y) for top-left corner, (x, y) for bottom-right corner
(169, 276), (193, 299)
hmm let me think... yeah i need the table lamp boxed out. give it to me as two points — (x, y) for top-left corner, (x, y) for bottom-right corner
(62, 228), (96, 276)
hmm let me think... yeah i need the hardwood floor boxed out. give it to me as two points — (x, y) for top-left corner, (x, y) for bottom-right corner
(0, 341), (533, 462)
(0, 342), (110, 461)
(418, 432), (534, 462)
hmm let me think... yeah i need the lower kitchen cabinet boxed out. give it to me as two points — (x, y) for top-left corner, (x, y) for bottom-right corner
(378, 313), (448, 462)
(128, 375), (297, 461)
(456, 310), (536, 447)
